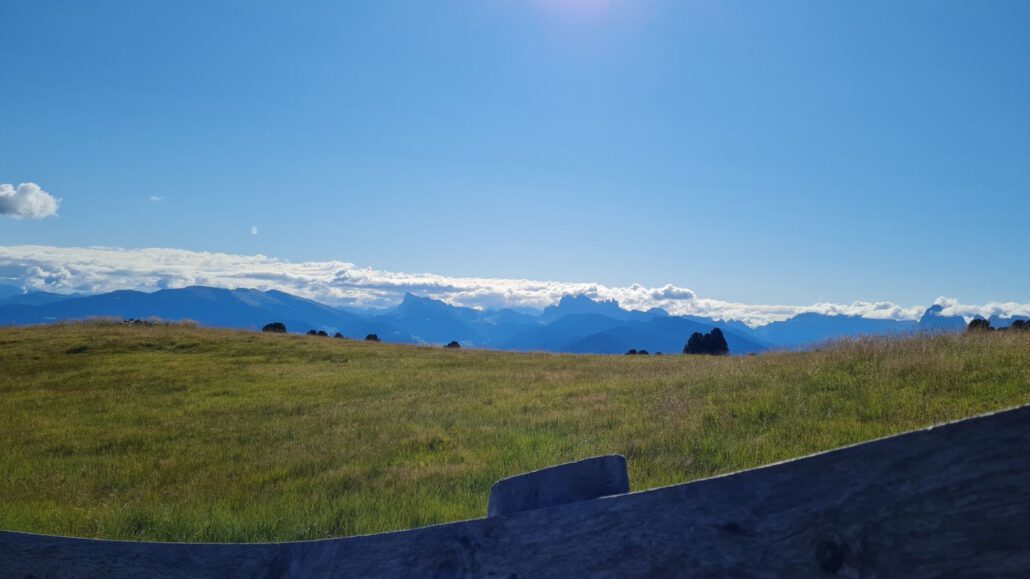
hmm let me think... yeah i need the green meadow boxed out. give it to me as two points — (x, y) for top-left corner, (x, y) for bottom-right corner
(1, 322), (1027, 542)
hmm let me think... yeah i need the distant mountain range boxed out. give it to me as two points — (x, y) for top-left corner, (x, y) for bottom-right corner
(0, 285), (1014, 354)
(751, 305), (964, 349)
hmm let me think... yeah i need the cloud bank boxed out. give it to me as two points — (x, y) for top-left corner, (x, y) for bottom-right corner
(0, 183), (60, 220)
(0, 245), (1027, 326)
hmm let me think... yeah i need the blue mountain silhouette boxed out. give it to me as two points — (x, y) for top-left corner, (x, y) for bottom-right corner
(0, 286), (412, 342)
(371, 293), (484, 344)
(0, 290), (79, 306)
(501, 313), (631, 351)
(917, 304), (967, 332)
(0, 287), (975, 353)
(988, 314), (1030, 329)
(751, 305), (969, 348)
(752, 313), (915, 348)
(0, 284), (23, 299)
(539, 294), (666, 323)
(564, 316), (767, 355)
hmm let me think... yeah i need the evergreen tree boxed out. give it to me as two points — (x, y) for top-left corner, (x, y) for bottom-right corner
(683, 332), (705, 354)
(684, 328), (730, 355)
(707, 328), (729, 355)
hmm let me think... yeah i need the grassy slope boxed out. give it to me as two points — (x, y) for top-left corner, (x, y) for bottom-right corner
(0, 322), (1027, 542)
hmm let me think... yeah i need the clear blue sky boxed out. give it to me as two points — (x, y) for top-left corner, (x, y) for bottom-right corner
(2, 0), (1028, 306)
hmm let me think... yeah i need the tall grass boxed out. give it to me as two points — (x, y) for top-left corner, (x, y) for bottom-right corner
(0, 324), (1026, 542)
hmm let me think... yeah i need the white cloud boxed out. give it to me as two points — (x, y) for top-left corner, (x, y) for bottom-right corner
(149, 195), (163, 203)
(0, 183), (60, 220)
(0, 245), (1027, 326)
(930, 296), (1030, 322)
(250, 226), (259, 236)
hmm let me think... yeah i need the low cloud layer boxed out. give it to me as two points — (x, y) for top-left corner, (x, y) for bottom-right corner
(0, 183), (60, 220)
(0, 245), (1027, 326)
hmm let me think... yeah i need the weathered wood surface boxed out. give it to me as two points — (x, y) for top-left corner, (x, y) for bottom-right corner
(3, 405), (1029, 578)
(487, 454), (629, 517)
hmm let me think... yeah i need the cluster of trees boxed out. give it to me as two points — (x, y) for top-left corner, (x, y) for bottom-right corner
(262, 322), (379, 341)
(261, 322), (464, 348)
(967, 319), (1029, 332)
(625, 327), (731, 356)
(683, 328), (729, 355)
(306, 330), (348, 339)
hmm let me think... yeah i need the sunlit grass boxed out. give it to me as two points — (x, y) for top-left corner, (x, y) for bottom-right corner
(0, 322), (1027, 542)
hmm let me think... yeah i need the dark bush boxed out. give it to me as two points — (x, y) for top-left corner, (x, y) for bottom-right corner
(365, 334), (380, 342)
(967, 319), (992, 332)
(306, 330), (319, 336)
(1012, 320), (1027, 331)
(445, 341), (461, 349)
(637, 349), (649, 356)
(625, 349), (638, 355)
(334, 332), (345, 339)
(262, 322), (287, 333)
(317, 330), (328, 337)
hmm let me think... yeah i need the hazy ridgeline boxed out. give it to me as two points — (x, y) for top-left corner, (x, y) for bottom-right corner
(0, 322), (1027, 543)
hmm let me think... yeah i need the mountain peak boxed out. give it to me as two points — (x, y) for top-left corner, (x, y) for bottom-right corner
(553, 294), (621, 313)
(541, 294), (667, 323)
(400, 293), (444, 307)
(917, 303), (966, 331)
(542, 294), (614, 321)
(557, 294), (611, 307)
(392, 293), (476, 320)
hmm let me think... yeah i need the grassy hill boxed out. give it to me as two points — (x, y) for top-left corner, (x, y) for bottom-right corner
(1, 322), (1027, 542)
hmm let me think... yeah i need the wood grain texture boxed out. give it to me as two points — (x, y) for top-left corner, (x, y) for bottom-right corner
(3, 405), (1029, 578)
(487, 454), (629, 517)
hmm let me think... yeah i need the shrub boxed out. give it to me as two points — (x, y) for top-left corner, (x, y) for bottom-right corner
(262, 322), (287, 334)
(967, 319), (992, 332)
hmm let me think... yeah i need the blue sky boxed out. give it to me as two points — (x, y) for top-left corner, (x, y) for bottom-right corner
(1, 0), (1028, 311)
